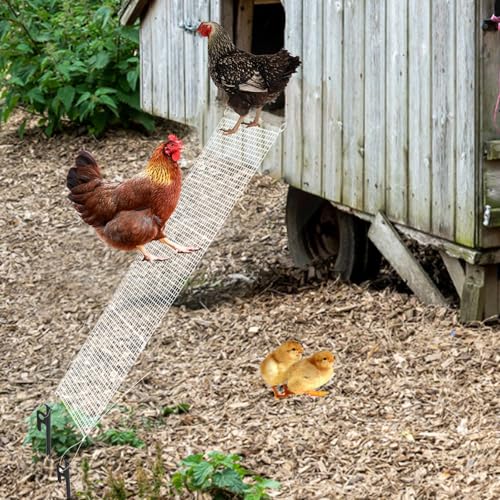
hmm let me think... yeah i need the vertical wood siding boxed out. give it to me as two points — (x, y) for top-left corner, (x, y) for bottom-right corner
(341, 0), (365, 209)
(282, 0), (303, 187)
(364, 0), (386, 214)
(408, 0), (432, 232)
(321, 0), (343, 202)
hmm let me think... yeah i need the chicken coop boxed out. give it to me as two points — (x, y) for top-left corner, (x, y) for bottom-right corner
(120, 0), (500, 321)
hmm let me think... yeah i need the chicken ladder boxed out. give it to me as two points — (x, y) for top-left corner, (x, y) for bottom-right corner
(55, 113), (283, 436)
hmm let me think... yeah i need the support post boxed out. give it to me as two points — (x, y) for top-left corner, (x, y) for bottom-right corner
(368, 212), (447, 306)
(460, 264), (486, 322)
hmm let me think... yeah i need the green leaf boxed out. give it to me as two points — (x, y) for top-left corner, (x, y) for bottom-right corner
(75, 92), (92, 106)
(95, 87), (117, 96)
(129, 111), (155, 132)
(192, 462), (213, 488)
(26, 88), (45, 105)
(126, 70), (138, 91)
(171, 472), (185, 492)
(56, 86), (75, 112)
(92, 51), (110, 70)
(212, 468), (246, 494)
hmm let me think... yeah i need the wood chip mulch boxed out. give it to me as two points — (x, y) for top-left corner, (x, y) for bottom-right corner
(0, 112), (498, 499)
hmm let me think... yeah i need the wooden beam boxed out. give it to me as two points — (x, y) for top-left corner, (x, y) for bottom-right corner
(484, 140), (500, 161)
(368, 212), (447, 306)
(236, 0), (254, 52)
(460, 264), (486, 322)
(119, 0), (150, 26)
(440, 251), (465, 298)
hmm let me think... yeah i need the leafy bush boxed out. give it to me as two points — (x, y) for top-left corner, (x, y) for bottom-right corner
(171, 451), (281, 500)
(0, 0), (154, 136)
(23, 402), (93, 461)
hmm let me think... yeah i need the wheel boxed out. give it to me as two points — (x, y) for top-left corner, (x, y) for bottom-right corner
(285, 186), (381, 283)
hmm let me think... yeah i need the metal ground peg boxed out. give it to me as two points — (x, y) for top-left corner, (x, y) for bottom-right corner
(57, 458), (72, 500)
(36, 404), (52, 456)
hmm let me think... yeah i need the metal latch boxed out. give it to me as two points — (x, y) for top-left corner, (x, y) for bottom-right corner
(179, 20), (201, 33)
(484, 205), (492, 226)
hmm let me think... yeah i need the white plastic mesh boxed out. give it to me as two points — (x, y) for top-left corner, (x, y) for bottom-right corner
(56, 115), (282, 435)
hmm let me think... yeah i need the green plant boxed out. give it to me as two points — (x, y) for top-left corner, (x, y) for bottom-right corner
(97, 428), (145, 448)
(104, 470), (128, 500)
(171, 451), (281, 500)
(77, 457), (95, 500)
(0, 0), (154, 136)
(151, 443), (165, 498)
(23, 402), (93, 461)
(161, 402), (191, 416)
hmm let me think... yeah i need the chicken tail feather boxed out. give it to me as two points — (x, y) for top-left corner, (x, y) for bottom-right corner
(67, 151), (102, 190)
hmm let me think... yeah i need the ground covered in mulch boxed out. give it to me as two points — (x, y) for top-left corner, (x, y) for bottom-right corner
(1, 112), (499, 499)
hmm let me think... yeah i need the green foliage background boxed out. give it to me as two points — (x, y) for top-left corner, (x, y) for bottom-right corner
(0, 0), (155, 136)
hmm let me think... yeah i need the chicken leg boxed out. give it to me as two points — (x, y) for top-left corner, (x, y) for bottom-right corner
(137, 245), (169, 262)
(221, 115), (246, 135)
(244, 107), (263, 128)
(160, 237), (199, 254)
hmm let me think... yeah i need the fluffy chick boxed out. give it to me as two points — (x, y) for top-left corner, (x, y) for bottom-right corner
(260, 340), (304, 399)
(283, 351), (335, 398)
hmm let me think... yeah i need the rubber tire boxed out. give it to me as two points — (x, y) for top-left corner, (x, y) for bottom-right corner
(285, 186), (381, 283)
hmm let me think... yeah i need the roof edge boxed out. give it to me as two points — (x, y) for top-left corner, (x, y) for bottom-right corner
(119, 0), (151, 26)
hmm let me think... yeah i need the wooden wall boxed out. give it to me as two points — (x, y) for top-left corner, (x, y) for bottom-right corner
(280, 0), (478, 248)
(140, 0), (482, 249)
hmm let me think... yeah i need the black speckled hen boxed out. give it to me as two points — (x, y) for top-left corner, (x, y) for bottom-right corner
(197, 21), (301, 135)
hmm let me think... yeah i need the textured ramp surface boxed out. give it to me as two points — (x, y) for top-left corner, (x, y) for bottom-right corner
(56, 116), (281, 435)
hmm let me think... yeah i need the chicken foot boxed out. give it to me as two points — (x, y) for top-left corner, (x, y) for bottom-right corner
(244, 108), (263, 128)
(221, 115), (246, 135)
(160, 237), (199, 254)
(137, 245), (170, 262)
(273, 384), (294, 399)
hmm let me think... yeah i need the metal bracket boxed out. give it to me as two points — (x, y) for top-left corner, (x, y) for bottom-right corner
(484, 205), (492, 227)
(179, 20), (201, 33)
(57, 458), (72, 500)
(36, 404), (52, 456)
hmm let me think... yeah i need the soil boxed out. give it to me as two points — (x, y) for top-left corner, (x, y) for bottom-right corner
(0, 112), (498, 499)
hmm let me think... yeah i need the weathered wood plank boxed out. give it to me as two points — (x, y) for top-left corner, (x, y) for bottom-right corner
(205, 0), (226, 143)
(301, 0), (322, 194)
(431, 0), (456, 239)
(461, 264), (486, 322)
(282, 0), (303, 188)
(363, 0), (386, 214)
(440, 251), (465, 298)
(260, 112), (284, 178)
(454, 0), (476, 247)
(119, 0), (149, 26)
(368, 212), (447, 306)
(235, 0), (254, 52)
(386, 0), (408, 223)
(184, 0), (210, 128)
(167, 0), (186, 123)
(151, 0), (168, 119)
(341, 0), (365, 210)
(139, 7), (153, 114)
(322, 0), (343, 202)
(408, 0), (431, 232)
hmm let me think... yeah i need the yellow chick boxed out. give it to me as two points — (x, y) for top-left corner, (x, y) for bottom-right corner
(283, 351), (335, 397)
(260, 340), (304, 398)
